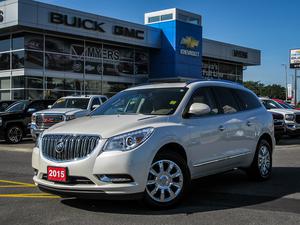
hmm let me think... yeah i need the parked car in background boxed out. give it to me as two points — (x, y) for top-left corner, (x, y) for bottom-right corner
(31, 95), (108, 140)
(33, 81), (274, 208)
(272, 98), (300, 110)
(0, 99), (55, 143)
(270, 111), (285, 143)
(0, 100), (16, 112)
(260, 97), (300, 137)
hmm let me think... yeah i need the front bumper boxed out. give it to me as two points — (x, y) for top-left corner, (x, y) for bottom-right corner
(30, 124), (44, 139)
(285, 122), (300, 135)
(32, 137), (158, 197)
(38, 184), (143, 199)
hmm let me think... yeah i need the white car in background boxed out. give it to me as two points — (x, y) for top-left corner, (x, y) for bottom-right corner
(32, 81), (274, 208)
(260, 97), (300, 136)
(30, 95), (108, 139)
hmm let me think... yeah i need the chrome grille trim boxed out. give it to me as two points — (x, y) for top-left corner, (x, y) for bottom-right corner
(41, 134), (100, 162)
(36, 114), (65, 129)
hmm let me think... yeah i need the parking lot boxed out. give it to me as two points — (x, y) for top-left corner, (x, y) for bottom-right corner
(0, 138), (299, 225)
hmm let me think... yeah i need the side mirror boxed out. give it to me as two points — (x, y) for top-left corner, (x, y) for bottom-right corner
(188, 103), (211, 116)
(27, 108), (37, 113)
(91, 104), (100, 110)
(48, 105), (52, 109)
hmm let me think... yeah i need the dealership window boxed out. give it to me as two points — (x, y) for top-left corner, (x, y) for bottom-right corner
(46, 77), (82, 92)
(0, 36), (10, 52)
(12, 33), (24, 51)
(25, 33), (44, 51)
(46, 35), (84, 54)
(102, 81), (131, 97)
(148, 16), (160, 23)
(0, 90), (11, 100)
(12, 76), (24, 88)
(12, 76), (43, 89)
(12, 51), (24, 69)
(0, 77), (10, 89)
(0, 52), (10, 70)
(85, 80), (101, 92)
(12, 89), (25, 100)
(161, 14), (173, 21)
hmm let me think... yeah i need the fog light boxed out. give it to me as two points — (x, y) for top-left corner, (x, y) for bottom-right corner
(97, 174), (134, 183)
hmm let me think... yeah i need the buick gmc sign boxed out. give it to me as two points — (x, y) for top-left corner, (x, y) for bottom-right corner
(50, 12), (145, 40)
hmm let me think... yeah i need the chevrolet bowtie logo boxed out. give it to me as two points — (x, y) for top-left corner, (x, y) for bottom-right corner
(180, 36), (199, 49)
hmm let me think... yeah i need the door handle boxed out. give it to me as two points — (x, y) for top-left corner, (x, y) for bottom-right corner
(247, 121), (253, 126)
(219, 125), (225, 131)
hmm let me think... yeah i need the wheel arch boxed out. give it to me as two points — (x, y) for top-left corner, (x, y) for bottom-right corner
(258, 133), (273, 153)
(154, 142), (191, 179)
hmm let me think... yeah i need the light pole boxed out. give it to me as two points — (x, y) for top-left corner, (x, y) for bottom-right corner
(281, 64), (288, 101)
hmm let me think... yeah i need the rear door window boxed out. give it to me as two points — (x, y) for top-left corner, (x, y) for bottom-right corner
(234, 89), (261, 110)
(213, 87), (240, 114)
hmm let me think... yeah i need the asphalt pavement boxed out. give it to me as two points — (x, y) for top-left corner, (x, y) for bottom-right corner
(0, 137), (299, 225)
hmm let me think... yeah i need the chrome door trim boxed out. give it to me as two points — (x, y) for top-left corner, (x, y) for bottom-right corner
(193, 151), (252, 168)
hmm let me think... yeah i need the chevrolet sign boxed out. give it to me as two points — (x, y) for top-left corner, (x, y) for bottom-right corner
(180, 36), (200, 57)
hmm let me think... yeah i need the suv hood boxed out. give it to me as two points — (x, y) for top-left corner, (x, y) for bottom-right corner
(35, 108), (87, 115)
(268, 108), (300, 115)
(44, 114), (168, 138)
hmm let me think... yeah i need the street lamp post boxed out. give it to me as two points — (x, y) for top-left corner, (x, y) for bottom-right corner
(282, 64), (288, 101)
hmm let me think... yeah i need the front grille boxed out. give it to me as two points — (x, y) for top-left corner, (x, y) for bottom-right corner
(36, 114), (64, 129)
(42, 174), (94, 184)
(296, 115), (300, 123)
(272, 113), (284, 120)
(274, 120), (284, 126)
(41, 134), (100, 162)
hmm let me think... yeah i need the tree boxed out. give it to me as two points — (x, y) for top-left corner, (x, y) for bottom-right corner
(243, 81), (286, 99)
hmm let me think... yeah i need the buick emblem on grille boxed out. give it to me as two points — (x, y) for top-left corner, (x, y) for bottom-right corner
(55, 142), (64, 153)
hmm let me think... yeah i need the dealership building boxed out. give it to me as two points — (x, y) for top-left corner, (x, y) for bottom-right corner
(0, 0), (260, 100)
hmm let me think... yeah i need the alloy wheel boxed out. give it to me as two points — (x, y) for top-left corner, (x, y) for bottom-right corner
(258, 144), (271, 177)
(8, 127), (23, 143)
(146, 160), (183, 203)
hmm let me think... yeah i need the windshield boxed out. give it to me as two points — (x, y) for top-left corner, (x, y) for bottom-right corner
(5, 101), (28, 112)
(91, 88), (188, 116)
(262, 99), (284, 109)
(278, 102), (293, 109)
(51, 98), (90, 109)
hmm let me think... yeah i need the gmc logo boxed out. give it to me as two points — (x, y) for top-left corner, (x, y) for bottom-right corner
(113, 25), (144, 40)
(50, 12), (105, 32)
(0, 10), (3, 23)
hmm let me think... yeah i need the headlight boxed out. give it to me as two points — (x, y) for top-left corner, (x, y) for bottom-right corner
(0, 117), (2, 126)
(31, 114), (36, 124)
(285, 114), (295, 121)
(35, 133), (43, 148)
(65, 115), (76, 121)
(103, 127), (154, 152)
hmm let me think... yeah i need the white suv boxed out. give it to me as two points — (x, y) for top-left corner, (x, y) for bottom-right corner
(32, 81), (274, 208)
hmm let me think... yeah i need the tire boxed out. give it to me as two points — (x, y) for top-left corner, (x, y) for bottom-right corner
(247, 139), (272, 181)
(143, 152), (190, 209)
(5, 125), (23, 144)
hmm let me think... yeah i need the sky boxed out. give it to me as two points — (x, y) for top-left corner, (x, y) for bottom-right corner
(39, 0), (300, 87)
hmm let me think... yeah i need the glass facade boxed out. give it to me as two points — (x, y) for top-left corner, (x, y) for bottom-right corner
(0, 32), (149, 100)
(202, 57), (243, 83)
(0, 32), (247, 100)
